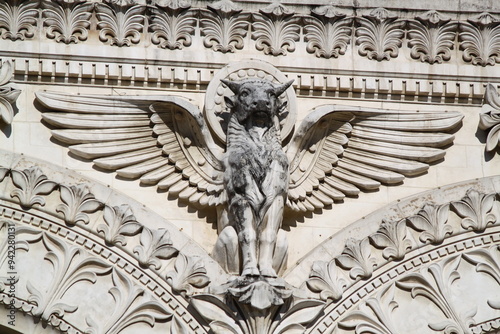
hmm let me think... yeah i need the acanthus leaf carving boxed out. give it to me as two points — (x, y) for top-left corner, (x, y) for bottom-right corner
(149, 2), (196, 50)
(96, 204), (143, 246)
(459, 12), (500, 67)
(304, 9), (353, 59)
(369, 219), (413, 261)
(0, 0), (38, 41)
(407, 203), (452, 244)
(56, 184), (103, 226)
(96, 1), (145, 47)
(170, 316), (189, 334)
(306, 260), (347, 301)
(336, 238), (377, 280)
(42, 0), (94, 44)
(85, 268), (172, 334)
(480, 84), (500, 152)
(396, 256), (477, 334)
(251, 3), (301, 56)
(451, 189), (497, 232)
(27, 232), (112, 321)
(133, 227), (178, 269)
(0, 60), (21, 125)
(166, 252), (210, 297)
(10, 167), (58, 208)
(339, 284), (399, 334)
(355, 8), (405, 61)
(200, 1), (250, 53)
(407, 11), (457, 64)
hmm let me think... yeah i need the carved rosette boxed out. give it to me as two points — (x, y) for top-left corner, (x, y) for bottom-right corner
(251, 3), (301, 56)
(0, 0), (38, 41)
(304, 5), (353, 59)
(480, 84), (500, 152)
(459, 12), (500, 66)
(407, 11), (458, 64)
(149, 0), (196, 50)
(199, 0), (250, 53)
(0, 60), (21, 125)
(42, 0), (94, 44)
(355, 8), (405, 61)
(96, 0), (146, 47)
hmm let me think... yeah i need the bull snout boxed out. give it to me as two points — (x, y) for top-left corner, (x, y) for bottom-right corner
(251, 99), (271, 112)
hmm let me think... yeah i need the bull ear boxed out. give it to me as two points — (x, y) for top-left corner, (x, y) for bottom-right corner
(274, 79), (294, 97)
(221, 79), (241, 94)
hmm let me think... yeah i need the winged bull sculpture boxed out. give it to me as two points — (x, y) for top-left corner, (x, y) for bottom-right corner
(36, 75), (463, 279)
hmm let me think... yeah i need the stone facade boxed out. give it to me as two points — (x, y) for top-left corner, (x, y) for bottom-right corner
(0, 0), (500, 333)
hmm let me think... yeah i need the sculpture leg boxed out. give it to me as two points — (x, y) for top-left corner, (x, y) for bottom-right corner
(231, 198), (259, 277)
(258, 195), (285, 278)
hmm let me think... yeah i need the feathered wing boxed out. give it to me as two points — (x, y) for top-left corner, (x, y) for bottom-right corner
(37, 92), (225, 207)
(286, 105), (463, 212)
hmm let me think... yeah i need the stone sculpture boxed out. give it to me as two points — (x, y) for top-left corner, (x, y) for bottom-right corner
(36, 61), (464, 289)
(220, 78), (293, 278)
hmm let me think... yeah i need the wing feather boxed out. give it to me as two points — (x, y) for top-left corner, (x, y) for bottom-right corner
(286, 105), (463, 212)
(37, 92), (224, 207)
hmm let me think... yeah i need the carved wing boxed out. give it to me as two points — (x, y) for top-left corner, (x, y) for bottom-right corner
(37, 92), (225, 207)
(286, 105), (463, 212)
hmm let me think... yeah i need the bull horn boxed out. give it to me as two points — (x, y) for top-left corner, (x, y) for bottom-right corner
(274, 79), (294, 97)
(221, 79), (241, 94)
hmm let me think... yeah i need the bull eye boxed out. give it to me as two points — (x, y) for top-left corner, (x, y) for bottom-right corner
(240, 91), (249, 98)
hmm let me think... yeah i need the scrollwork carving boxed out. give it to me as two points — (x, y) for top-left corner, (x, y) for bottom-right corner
(459, 12), (500, 67)
(200, 1), (250, 53)
(0, 0), (38, 41)
(96, 1), (145, 47)
(407, 203), (452, 244)
(304, 5), (352, 59)
(306, 260), (347, 301)
(480, 84), (500, 152)
(10, 167), (58, 208)
(96, 204), (143, 246)
(56, 184), (103, 226)
(42, 0), (94, 44)
(369, 219), (412, 261)
(355, 8), (405, 61)
(0, 60), (21, 125)
(336, 238), (377, 280)
(451, 189), (497, 232)
(133, 227), (178, 269)
(407, 11), (457, 64)
(251, 3), (301, 56)
(149, 1), (196, 50)
(166, 252), (210, 297)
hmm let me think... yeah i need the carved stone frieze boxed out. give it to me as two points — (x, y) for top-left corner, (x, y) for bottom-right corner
(0, 60), (21, 125)
(42, 0), (94, 44)
(0, 0), (38, 41)
(407, 11), (457, 64)
(480, 84), (500, 152)
(96, 0), (145, 47)
(459, 13), (500, 67)
(355, 8), (405, 61)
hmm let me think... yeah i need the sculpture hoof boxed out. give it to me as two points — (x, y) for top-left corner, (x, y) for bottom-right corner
(241, 266), (260, 277)
(259, 267), (277, 278)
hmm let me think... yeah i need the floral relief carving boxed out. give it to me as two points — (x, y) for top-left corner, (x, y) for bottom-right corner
(133, 227), (178, 269)
(407, 11), (458, 64)
(149, 1), (196, 50)
(0, 60), (21, 125)
(336, 238), (377, 280)
(96, 1), (145, 47)
(407, 203), (452, 244)
(459, 12), (500, 67)
(355, 8), (405, 61)
(10, 167), (58, 208)
(0, 0), (38, 41)
(369, 219), (413, 261)
(396, 256), (477, 334)
(304, 6), (352, 59)
(96, 204), (143, 246)
(200, 1), (250, 53)
(251, 3), (301, 56)
(306, 260), (347, 301)
(84, 268), (172, 334)
(166, 252), (210, 297)
(56, 184), (103, 226)
(480, 84), (500, 152)
(451, 189), (497, 232)
(42, 0), (94, 44)
(339, 284), (400, 334)
(27, 232), (112, 321)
